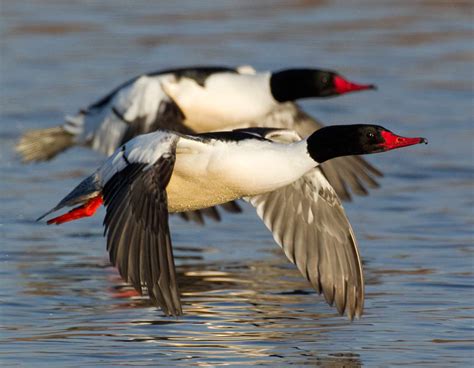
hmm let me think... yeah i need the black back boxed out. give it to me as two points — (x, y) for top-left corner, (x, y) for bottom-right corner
(196, 127), (282, 143)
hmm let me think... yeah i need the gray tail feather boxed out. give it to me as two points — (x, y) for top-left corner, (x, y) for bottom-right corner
(16, 126), (75, 163)
(36, 173), (102, 222)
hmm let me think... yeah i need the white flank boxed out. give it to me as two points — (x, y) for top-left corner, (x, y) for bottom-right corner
(161, 72), (279, 131)
(166, 136), (316, 212)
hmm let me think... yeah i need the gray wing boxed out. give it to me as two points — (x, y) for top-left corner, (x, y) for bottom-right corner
(245, 168), (364, 319)
(244, 102), (382, 201)
(318, 155), (381, 201)
(102, 156), (182, 316)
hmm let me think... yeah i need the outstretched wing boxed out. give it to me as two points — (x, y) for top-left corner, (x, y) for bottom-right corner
(87, 75), (190, 156)
(318, 155), (381, 201)
(245, 168), (364, 319)
(99, 132), (182, 316)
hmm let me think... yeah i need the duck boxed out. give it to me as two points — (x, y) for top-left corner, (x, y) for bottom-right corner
(16, 65), (376, 161)
(37, 125), (427, 319)
(17, 65), (379, 223)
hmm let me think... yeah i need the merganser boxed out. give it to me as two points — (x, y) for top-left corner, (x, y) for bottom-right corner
(37, 125), (427, 319)
(17, 66), (375, 160)
(17, 65), (378, 222)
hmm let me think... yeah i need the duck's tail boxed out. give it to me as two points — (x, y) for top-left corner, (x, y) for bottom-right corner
(16, 125), (76, 163)
(16, 113), (85, 163)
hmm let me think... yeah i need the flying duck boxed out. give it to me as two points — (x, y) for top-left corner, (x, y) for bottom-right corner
(17, 65), (379, 223)
(17, 65), (376, 160)
(38, 125), (427, 319)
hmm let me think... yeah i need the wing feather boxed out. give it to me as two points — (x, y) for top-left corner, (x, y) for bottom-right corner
(246, 168), (364, 319)
(177, 201), (242, 225)
(102, 154), (182, 316)
(88, 76), (192, 156)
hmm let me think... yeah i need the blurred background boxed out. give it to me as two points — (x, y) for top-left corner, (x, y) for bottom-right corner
(1, 1), (473, 367)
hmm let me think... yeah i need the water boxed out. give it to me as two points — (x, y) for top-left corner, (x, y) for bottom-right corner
(1, 1), (473, 366)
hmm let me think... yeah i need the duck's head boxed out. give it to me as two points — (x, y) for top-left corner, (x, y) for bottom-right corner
(270, 69), (376, 102)
(307, 124), (428, 164)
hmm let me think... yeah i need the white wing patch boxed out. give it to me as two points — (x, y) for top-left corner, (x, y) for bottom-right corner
(84, 74), (174, 155)
(116, 75), (172, 128)
(263, 129), (303, 143)
(98, 131), (178, 185)
(91, 112), (128, 155)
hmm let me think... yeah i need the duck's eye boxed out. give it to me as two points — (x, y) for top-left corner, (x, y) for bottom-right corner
(320, 76), (328, 85)
(367, 132), (375, 139)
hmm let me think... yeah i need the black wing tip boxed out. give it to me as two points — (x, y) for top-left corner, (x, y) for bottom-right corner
(178, 212), (205, 225)
(221, 201), (243, 214)
(167, 308), (184, 317)
(158, 301), (183, 317)
(178, 206), (227, 225)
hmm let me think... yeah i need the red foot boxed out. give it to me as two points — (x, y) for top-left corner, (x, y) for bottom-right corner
(47, 195), (103, 225)
(113, 289), (142, 299)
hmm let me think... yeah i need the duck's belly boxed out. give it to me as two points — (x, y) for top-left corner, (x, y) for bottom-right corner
(166, 172), (242, 213)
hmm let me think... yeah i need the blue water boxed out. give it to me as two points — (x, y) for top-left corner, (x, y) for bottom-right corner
(1, 1), (473, 367)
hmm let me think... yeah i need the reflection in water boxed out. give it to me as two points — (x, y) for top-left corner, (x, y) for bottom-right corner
(10, 244), (363, 366)
(11, 234), (469, 366)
